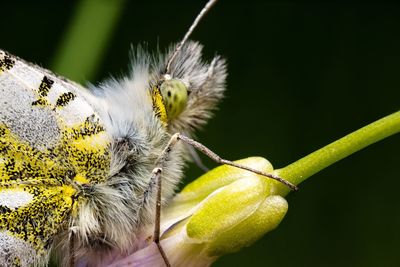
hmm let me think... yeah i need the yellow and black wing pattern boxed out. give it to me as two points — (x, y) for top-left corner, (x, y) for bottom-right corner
(0, 50), (111, 266)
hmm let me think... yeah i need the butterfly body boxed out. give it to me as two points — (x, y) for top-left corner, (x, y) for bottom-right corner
(0, 43), (226, 266)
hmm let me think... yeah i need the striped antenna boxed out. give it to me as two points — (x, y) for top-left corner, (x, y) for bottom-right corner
(164, 0), (219, 74)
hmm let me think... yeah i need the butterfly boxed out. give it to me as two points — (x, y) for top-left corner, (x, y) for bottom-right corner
(0, 1), (296, 266)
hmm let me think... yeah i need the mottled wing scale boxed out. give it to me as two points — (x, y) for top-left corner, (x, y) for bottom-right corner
(0, 50), (111, 266)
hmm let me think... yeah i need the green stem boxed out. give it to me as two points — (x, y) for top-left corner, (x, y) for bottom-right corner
(52, 0), (125, 83)
(275, 111), (400, 187)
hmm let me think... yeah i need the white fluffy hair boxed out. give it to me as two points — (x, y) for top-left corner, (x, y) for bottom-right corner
(56, 41), (226, 266)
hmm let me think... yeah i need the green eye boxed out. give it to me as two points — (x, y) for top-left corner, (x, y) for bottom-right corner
(160, 79), (188, 120)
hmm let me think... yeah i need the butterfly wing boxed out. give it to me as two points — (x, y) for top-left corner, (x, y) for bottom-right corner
(0, 50), (111, 266)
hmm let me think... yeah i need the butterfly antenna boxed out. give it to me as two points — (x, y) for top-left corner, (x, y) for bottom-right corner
(164, 0), (219, 75)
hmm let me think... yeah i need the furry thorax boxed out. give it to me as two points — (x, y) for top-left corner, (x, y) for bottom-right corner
(56, 41), (227, 263)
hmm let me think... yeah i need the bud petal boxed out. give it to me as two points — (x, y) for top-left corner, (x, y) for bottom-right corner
(107, 157), (288, 267)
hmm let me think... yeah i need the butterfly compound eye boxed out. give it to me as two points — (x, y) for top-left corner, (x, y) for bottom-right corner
(160, 79), (188, 120)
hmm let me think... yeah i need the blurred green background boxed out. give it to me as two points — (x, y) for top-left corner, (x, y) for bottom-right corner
(1, 1), (400, 266)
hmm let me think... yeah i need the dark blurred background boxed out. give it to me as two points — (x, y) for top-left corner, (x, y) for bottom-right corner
(2, 1), (400, 266)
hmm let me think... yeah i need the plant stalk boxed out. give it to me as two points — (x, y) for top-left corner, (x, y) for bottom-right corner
(276, 111), (400, 187)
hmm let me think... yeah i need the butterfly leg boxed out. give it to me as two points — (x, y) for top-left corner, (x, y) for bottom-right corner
(186, 142), (209, 172)
(69, 231), (75, 267)
(174, 133), (298, 191)
(149, 167), (171, 267)
(149, 135), (184, 266)
(150, 132), (298, 266)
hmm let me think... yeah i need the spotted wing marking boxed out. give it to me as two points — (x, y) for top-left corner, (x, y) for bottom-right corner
(0, 49), (112, 265)
(0, 51), (15, 73)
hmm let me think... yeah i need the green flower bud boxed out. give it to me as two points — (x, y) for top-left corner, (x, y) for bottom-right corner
(107, 157), (289, 267)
